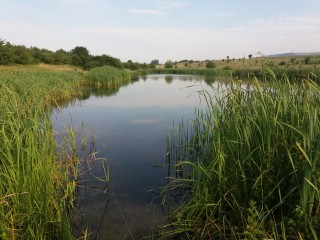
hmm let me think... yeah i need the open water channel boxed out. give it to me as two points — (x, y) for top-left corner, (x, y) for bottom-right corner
(51, 74), (214, 239)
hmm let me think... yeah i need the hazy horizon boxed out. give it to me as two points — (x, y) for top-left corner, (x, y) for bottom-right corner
(1, 0), (320, 63)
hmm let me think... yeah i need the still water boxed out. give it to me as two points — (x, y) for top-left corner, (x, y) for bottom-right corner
(52, 75), (213, 239)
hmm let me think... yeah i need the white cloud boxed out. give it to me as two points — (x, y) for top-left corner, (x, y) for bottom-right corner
(128, 8), (164, 16)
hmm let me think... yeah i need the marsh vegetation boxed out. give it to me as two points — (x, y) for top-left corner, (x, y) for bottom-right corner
(161, 70), (320, 239)
(0, 67), (85, 239)
(1, 47), (320, 239)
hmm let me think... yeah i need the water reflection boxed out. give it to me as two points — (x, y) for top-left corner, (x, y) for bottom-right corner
(52, 75), (215, 239)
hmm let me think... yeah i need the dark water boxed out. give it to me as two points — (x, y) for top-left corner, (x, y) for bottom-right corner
(51, 75), (212, 239)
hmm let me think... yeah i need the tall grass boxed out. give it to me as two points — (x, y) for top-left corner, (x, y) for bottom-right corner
(147, 68), (231, 77)
(0, 68), (85, 239)
(232, 67), (320, 83)
(86, 66), (132, 88)
(162, 70), (320, 239)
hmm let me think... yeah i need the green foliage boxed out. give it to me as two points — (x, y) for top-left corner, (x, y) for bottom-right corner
(122, 60), (146, 70)
(71, 46), (89, 66)
(54, 49), (72, 65)
(161, 70), (320, 239)
(0, 39), (125, 70)
(86, 66), (132, 88)
(304, 57), (311, 64)
(165, 60), (174, 68)
(205, 60), (216, 68)
(150, 59), (159, 66)
(84, 54), (122, 70)
(279, 61), (286, 66)
(0, 68), (84, 239)
(149, 67), (229, 77)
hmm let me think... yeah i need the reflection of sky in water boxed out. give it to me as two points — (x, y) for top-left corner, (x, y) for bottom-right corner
(51, 75), (215, 239)
(84, 75), (212, 108)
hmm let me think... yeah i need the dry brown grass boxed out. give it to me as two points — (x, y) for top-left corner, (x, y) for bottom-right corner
(157, 55), (320, 70)
(0, 63), (84, 73)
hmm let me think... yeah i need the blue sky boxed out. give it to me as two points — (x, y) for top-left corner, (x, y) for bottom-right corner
(0, 0), (319, 63)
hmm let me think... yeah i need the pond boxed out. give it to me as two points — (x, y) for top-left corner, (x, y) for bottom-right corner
(51, 74), (214, 239)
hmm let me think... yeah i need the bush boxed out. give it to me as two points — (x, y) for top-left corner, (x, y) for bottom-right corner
(165, 60), (174, 68)
(205, 60), (216, 69)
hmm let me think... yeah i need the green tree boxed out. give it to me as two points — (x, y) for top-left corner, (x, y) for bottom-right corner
(151, 59), (159, 65)
(248, 54), (252, 59)
(165, 60), (173, 68)
(71, 46), (89, 67)
(85, 54), (122, 70)
(304, 57), (311, 65)
(39, 49), (55, 64)
(13, 45), (33, 64)
(206, 60), (216, 69)
(54, 49), (71, 65)
(0, 41), (14, 65)
(123, 60), (140, 70)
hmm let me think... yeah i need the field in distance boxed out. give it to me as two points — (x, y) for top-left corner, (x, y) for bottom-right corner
(157, 53), (320, 70)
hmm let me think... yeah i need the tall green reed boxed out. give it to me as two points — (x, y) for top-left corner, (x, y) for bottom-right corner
(0, 68), (85, 239)
(86, 66), (132, 88)
(161, 69), (320, 239)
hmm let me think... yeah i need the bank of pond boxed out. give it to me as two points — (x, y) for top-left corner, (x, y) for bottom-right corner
(0, 65), (319, 239)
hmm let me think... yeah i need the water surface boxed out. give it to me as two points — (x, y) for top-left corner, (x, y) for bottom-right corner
(52, 75), (213, 239)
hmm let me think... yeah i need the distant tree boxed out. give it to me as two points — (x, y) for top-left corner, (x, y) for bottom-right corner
(304, 57), (311, 65)
(30, 47), (43, 63)
(39, 49), (55, 64)
(227, 56), (230, 60)
(13, 45), (33, 64)
(206, 60), (216, 69)
(0, 39), (5, 47)
(150, 59), (159, 66)
(0, 41), (14, 65)
(248, 54), (252, 59)
(54, 49), (71, 65)
(123, 60), (140, 70)
(165, 60), (173, 68)
(71, 46), (89, 67)
(290, 58), (296, 64)
(94, 54), (122, 68)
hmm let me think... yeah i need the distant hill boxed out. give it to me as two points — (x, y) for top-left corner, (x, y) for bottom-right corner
(268, 52), (320, 57)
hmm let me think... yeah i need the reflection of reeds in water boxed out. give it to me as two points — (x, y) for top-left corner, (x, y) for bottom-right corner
(161, 70), (320, 239)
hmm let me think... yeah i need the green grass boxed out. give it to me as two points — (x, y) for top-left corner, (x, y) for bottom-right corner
(161, 69), (320, 239)
(0, 68), (85, 239)
(148, 67), (231, 77)
(231, 67), (320, 83)
(86, 66), (132, 88)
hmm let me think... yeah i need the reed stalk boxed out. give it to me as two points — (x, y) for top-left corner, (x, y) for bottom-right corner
(162, 69), (320, 239)
(0, 67), (85, 239)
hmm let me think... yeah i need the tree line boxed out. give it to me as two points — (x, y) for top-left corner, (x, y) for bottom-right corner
(0, 39), (157, 70)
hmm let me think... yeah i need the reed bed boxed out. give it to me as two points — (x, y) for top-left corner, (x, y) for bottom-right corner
(148, 68), (231, 77)
(86, 66), (132, 88)
(162, 70), (320, 239)
(232, 67), (320, 83)
(0, 68), (85, 239)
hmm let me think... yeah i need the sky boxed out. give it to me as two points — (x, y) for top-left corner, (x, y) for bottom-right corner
(0, 0), (319, 63)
